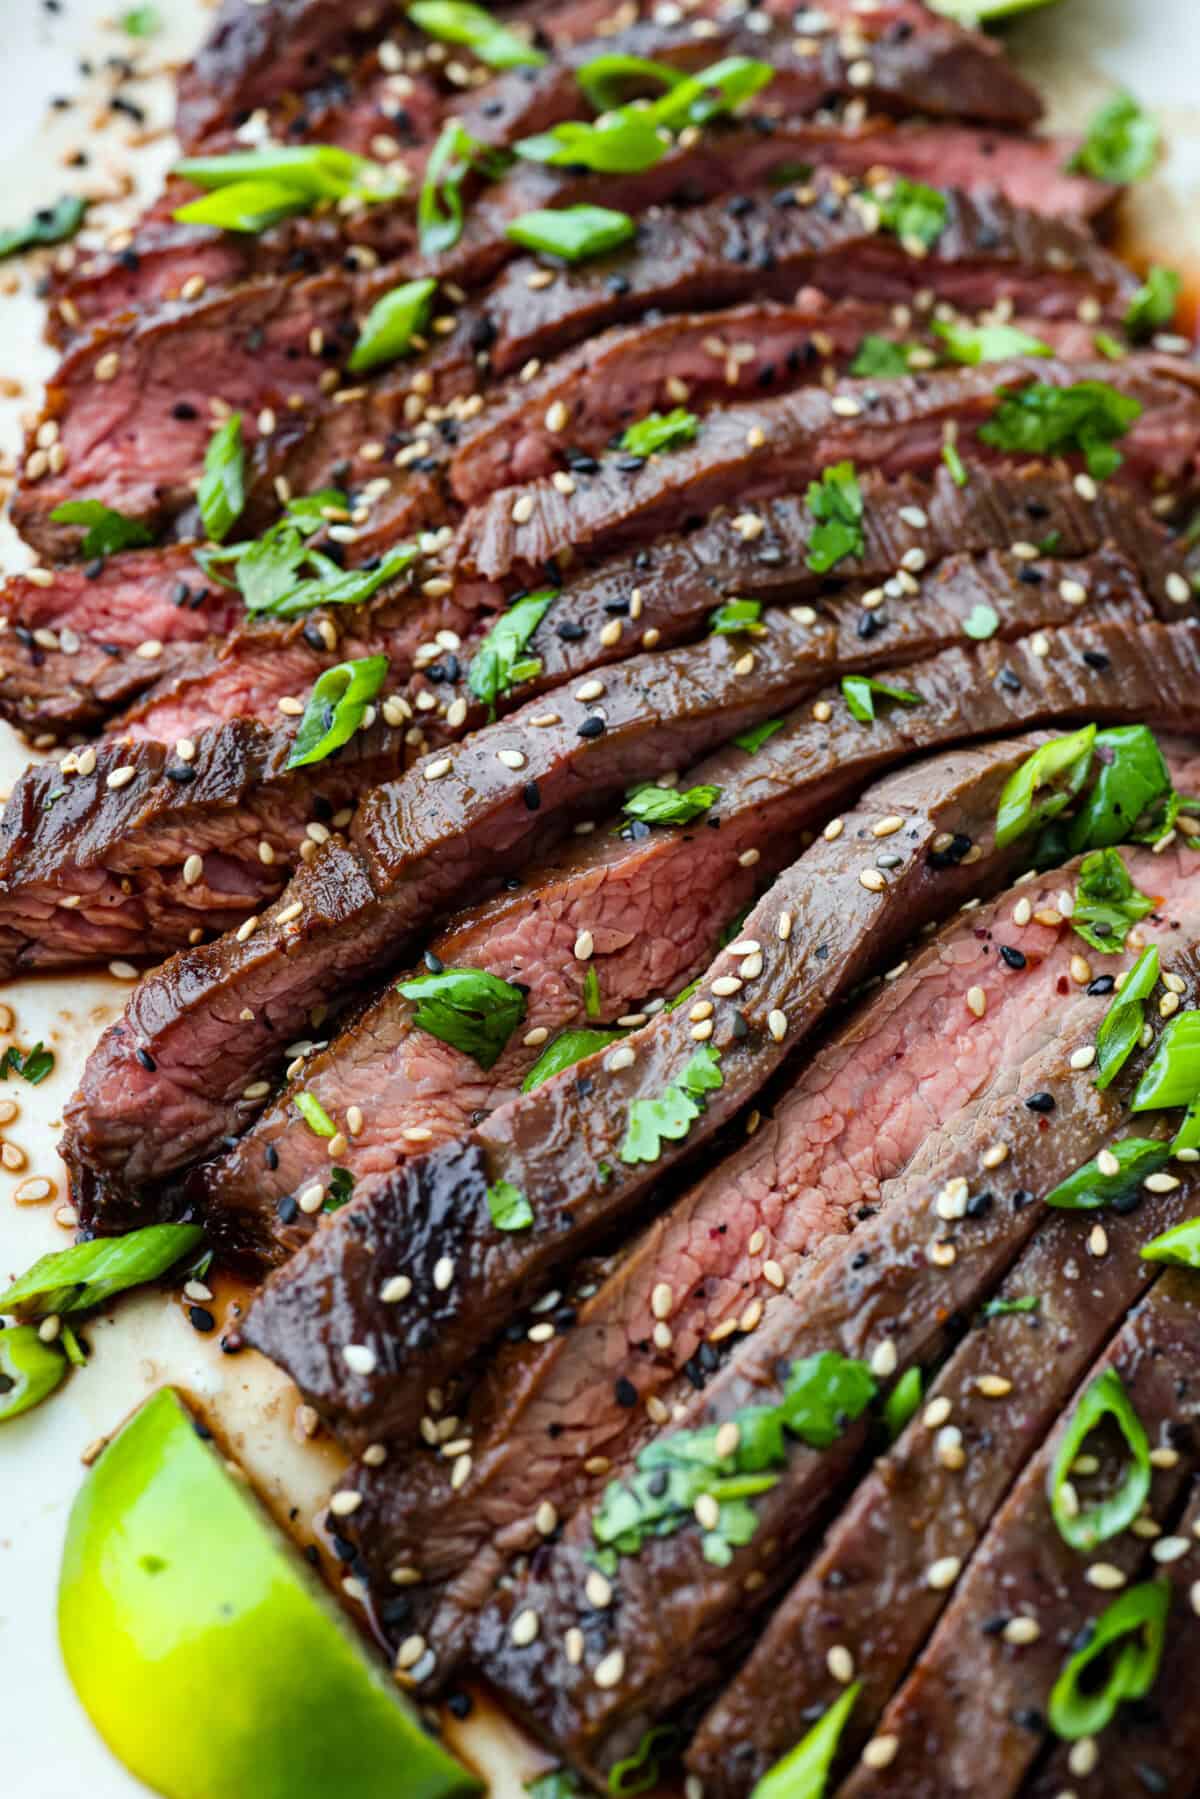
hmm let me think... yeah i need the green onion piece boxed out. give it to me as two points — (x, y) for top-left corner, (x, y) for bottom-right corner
(325, 1168), (354, 1211)
(0, 1223), (204, 1322)
(0, 1042), (55, 1085)
(622, 783), (720, 827)
(750, 1682), (860, 1799)
(408, 0), (544, 68)
(0, 1325), (68, 1422)
(60, 1324), (88, 1368)
(348, 277), (437, 374)
(1140, 1215), (1200, 1267)
(734, 717), (784, 754)
(932, 320), (1051, 365)
(0, 195), (86, 259)
(1171, 1101), (1200, 1154)
(884, 1368), (922, 1441)
(1125, 266), (1181, 340)
(621, 1044), (722, 1165)
(1048, 1366), (1150, 1550)
(876, 177), (948, 250)
(942, 441), (968, 487)
(978, 380), (1142, 482)
(1070, 91), (1160, 185)
(607, 1726), (679, 1796)
(574, 52), (684, 111)
(1044, 1138), (1171, 1211)
(47, 500), (154, 559)
(525, 1773), (583, 1799)
(993, 725), (1096, 849)
(506, 204), (635, 263)
(805, 461), (865, 574)
(521, 1026), (623, 1092)
(1093, 330), (1127, 362)
(840, 675), (922, 725)
(1094, 945), (1159, 1091)
(981, 1295), (1040, 1318)
(284, 488), (349, 531)
(1070, 848), (1154, 955)
(850, 335), (910, 378)
(174, 143), (370, 199)
(256, 541), (415, 620)
(197, 413), (245, 543)
(583, 964), (601, 1019)
(397, 967), (527, 1069)
(1047, 1581), (1169, 1741)
(648, 55), (774, 129)
(295, 1092), (336, 1138)
(1068, 725), (1176, 850)
(419, 121), (504, 254)
(486, 1178), (534, 1231)
(620, 407), (698, 456)
(1132, 1009), (1200, 1112)
(709, 597), (764, 636)
(173, 179), (312, 233)
(286, 654), (389, 770)
(467, 588), (556, 709)
(963, 603), (998, 640)
(516, 110), (667, 174)
(121, 4), (161, 32)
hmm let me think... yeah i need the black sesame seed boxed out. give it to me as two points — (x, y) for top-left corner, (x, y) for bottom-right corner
(999, 945), (1027, 970)
(1024, 1091), (1055, 1113)
(265, 1144), (279, 1170)
(187, 1305), (216, 1333)
(578, 715), (606, 739)
(614, 1376), (637, 1408)
(135, 1047), (157, 1071)
(277, 1196), (299, 1224)
(523, 781), (541, 811)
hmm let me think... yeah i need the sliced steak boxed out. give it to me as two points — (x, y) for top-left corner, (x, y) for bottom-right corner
(835, 1274), (1200, 1799)
(186, 544), (1158, 1261)
(471, 944), (1200, 1784)
(237, 624), (1200, 1452)
(458, 357), (1199, 585)
(64, 610), (1199, 1198)
(0, 713), (409, 976)
(330, 833), (1200, 1673)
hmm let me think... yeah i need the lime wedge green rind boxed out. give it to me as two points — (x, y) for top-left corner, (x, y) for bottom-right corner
(59, 1388), (480, 1799)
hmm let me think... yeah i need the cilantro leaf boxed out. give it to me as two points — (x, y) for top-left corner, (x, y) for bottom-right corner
(841, 675), (922, 724)
(620, 407), (698, 457)
(1071, 848), (1154, 955)
(397, 966), (526, 1069)
(467, 588), (556, 710)
(47, 500), (154, 559)
(979, 381), (1142, 481)
(0, 195), (86, 260)
(1070, 91), (1159, 184)
(622, 783), (720, 827)
(805, 461), (865, 574)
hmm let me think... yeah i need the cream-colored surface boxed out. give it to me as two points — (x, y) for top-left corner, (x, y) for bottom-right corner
(0, 3), (1196, 1794)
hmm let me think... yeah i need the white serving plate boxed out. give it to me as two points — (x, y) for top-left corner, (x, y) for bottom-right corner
(0, 4), (1197, 1793)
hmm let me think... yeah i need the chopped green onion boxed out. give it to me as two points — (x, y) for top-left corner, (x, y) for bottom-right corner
(993, 726), (1096, 849)
(709, 598), (764, 636)
(0, 1223), (205, 1322)
(408, 0), (544, 68)
(850, 335), (910, 378)
(1125, 266), (1181, 340)
(932, 320), (1051, 365)
(942, 441), (968, 487)
(876, 177), (948, 250)
(979, 380), (1142, 481)
(521, 1026), (623, 1092)
(1140, 1215), (1200, 1267)
(963, 603), (998, 640)
(620, 1044), (722, 1166)
(197, 413), (245, 543)
(173, 179), (312, 233)
(0, 195), (86, 260)
(284, 488), (349, 531)
(0, 1325), (67, 1422)
(295, 1092), (336, 1137)
(574, 52), (684, 112)
(60, 1324), (88, 1368)
(467, 588), (556, 710)
(0, 1042), (55, 1086)
(1070, 848), (1154, 955)
(805, 461), (865, 574)
(397, 967), (527, 1069)
(750, 1683), (860, 1799)
(647, 55), (774, 130)
(607, 1726), (679, 1796)
(348, 278), (437, 374)
(419, 121), (504, 255)
(1093, 946), (1159, 1091)
(486, 1179), (534, 1231)
(1044, 1137), (1171, 1211)
(1047, 1581), (1168, 1741)
(884, 1368), (922, 1441)
(1093, 330), (1127, 362)
(121, 4), (161, 32)
(506, 204), (635, 263)
(174, 143), (380, 199)
(1068, 725), (1176, 851)
(583, 964), (601, 1019)
(1070, 91), (1160, 185)
(622, 783), (720, 826)
(325, 1168), (354, 1211)
(840, 675), (922, 725)
(734, 717), (784, 754)
(286, 654), (389, 770)
(1048, 1366), (1150, 1551)
(516, 110), (668, 175)
(620, 407), (698, 457)
(47, 500), (154, 559)
(981, 1295), (1040, 1318)
(1132, 1009), (1200, 1112)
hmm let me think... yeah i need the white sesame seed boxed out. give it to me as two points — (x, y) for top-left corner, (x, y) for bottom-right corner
(574, 930), (594, 960)
(1070, 1045), (1096, 1071)
(831, 395), (863, 417)
(510, 1608), (540, 1647)
(298, 1182), (325, 1215)
(1151, 1446), (1181, 1469)
(565, 1627), (585, 1665)
(870, 1338), (898, 1378)
(859, 868), (885, 893)
(1145, 1172), (1180, 1193)
(923, 1396), (952, 1429)
(396, 1634), (426, 1671)
(977, 1374), (1013, 1398)
(966, 985), (986, 1018)
(330, 1489), (363, 1518)
(381, 1275), (412, 1303)
(106, 764), (136, 791)
(1166, 571), (1192, 606)
(1152, 1535), (1190, 1564)
(823, 817), (844, 841)
(714, 1421), (741, 1459)
(585, 1570), (613, 1608)
(575, 679), (605, 702)
(1003, 1615), (1041, 1645)
(827, 1643), (855, 1683)
(861, 1735), (899, 1771)
(423, 756), (453, 781)
(433, 1256), (455, 1291)
(594, 1649), (626, 1689)
(767, 1009), (788, 1042)
(927, 1556), (961, 1590)
(511, 494), (535, 524)
(981, 1143), (1009, 1170)
(343, 1344), (377, 1376)
(182, 853), (204, 887)
(1088, 1224), (1109, 1259)
(108, 960), (138, 981)
(1085, 1562), (1127, 1590)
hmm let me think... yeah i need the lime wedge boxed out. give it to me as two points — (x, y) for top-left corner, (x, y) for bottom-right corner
(928, 0), (1062, 21)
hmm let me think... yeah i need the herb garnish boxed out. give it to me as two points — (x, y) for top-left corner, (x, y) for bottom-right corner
(850, 335), (910, 378)
(486, 1178), (534, 1231)
(619, 407), (698, 457)
(419, 121), (506, 255)
(622, 783), (720, 827)
(174, 143), (402, 233)
(709, 598), (765, 636)
(467, 588), (556, 710)
(197, 413), (246, 543)
(1067, 725), (1179, 850)
(506, 205), (635, 264)
(734, 717), (784, 754)
(0, 195), (86, 260)
(978, 380), (1142, 480)
(1070, 849), (1154, 955)
(592, 1350), (875, 1567)
(0, 1041), (55, 1085)
(876, 177), (948, 250)
(1048, 1366), (1150, 1551)
(286, 655), (389, 770)
(198, 508), (417, 619)
(0, 1327), (68, 1423)
(1125, 265), (1181, 340)
(397, 967), (526, 1069)
(295, 1092), (336, 1137)
(751, 1683), (860, 1799)
(1094, 947), (1159, 1091)
(1131, 1008), (1200, 1112)
(0, 1223), (204, 1321)
(1069, 91), (1159, 184)
(1141, 1215), (1200, 1267)
(942, 440), (968, 487)
(982, 1295), (1040, 1318)
(583, 964), (601, 1019)
(840, 675), (922, 724)
(932, 320), (1050, 365)
(521, 1026), (623, 1092)
(994, 726), (1096, 848)
(525, 1773), (583, 1799)
(408, 0), (544, 68)
(607, 1726), (679, 1795)
(325, 1168), (354, 1211)
(120, 4), (161, 32)
(804, 461), (865, 574)
(620, 1044), (722, 1165)
(1047, 1581), (1168, 1741)
(48, 500), (154, 559)
(1044, 1138), (1171, 1211)
(573, 51), (685, 111)
(348, 278), (437, 374)
(884, 1367), (922, 1440)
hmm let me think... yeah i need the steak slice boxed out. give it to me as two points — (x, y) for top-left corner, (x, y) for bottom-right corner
(183, 544), (1159, 1260)
(63, 613), (1198, 1197)
(237, 623), (1200, 1452)
(1022, 1480), (1200, 1799)
(0, 713), (409, 976)
(471, 946), (1200, 1784)
(327, 832), (1200, 1674)
(834, 1274), (1200, 1799)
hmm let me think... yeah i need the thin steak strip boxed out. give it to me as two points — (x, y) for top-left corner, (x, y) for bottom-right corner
(184, 545), (1155, 1263)
(329, 836), (1200, 1673)
(835, 1274), (1200, 1799)
(472, 986), (1200, 1784)
(63, 617), (1200, 1201)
